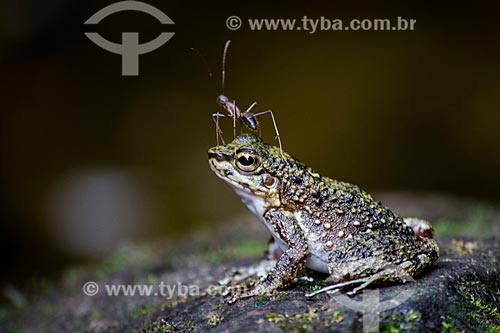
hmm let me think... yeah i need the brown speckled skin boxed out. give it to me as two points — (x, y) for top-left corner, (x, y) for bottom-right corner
(208, 134), (440, 301)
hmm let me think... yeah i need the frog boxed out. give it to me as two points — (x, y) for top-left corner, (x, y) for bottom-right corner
(208, 134), (440, 302)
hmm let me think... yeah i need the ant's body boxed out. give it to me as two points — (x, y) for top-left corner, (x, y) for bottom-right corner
(212, 40), (283, 154)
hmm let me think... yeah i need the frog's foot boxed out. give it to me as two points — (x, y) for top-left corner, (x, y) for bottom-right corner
(403, 217), (434, 238)
(221, 268), (280, 304)
(226, 282), (277, 304)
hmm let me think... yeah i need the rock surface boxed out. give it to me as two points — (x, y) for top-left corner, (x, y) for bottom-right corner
(1, 193), (499, 333)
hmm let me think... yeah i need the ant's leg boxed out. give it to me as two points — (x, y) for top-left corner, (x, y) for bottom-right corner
(253, 110), (283, 156)
(212, 113), (223, 145)
(244, 101), (258, 113)
(232, 100), (237, 138)
(212, 112), (226, 145)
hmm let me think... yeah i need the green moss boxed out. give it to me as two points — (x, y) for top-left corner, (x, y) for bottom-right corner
(127, 303), (159, 321)
(379, 310), (421, 332)
(200, 239), (267, 264)
(448, 277), (500, 332)
(199, 251), (225, 264)
(89, 308), (102, 322)
(109, 321), (119, 328)
(441, 315), (462, 333)
(146, 273), (160, 285)
(265, 312), (285, 326)
(333, 311), (344, 323)
(264, 310), (319, 332)
(294, 313), (313, 324)
(379, 322), (404, 333)
(230, 239), (267, 258)
(434, 205), (496, 237)
(264, 312), (282, 320)
(405, 310), (420, 322)
(207, 313), (222, 326)
(448, 239), (479, 255)
(141, 320), (177, 333)
(276, 291), (288, 299)
(94, 246), (133, 278)
(309, 284), (323, 291)
(440, 289), (500, 333)
(465, 294), (500, 332)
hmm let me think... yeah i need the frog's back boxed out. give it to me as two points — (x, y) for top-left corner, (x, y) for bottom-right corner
(308, 175), (439, 280)
(279, 165), (439, 278)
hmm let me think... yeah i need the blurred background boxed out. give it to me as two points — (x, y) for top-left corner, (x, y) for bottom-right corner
(1, 1), (499, 289)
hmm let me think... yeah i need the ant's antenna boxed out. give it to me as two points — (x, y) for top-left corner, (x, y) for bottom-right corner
(221, 40), (232, 95)
(190, 47), (213, 78)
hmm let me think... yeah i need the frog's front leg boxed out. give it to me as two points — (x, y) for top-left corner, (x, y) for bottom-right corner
(228, 209), (309, 303)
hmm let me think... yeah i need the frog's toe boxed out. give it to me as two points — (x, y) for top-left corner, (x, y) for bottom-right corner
(347, 286), (363, 296)
(222, 284), (245, 296)
(224, 290), (248, 304)
(227, 294), (242, 304)
(306, 277), (369, 297)
(306, 287), (341, 298)
(225, 286), (271, 304)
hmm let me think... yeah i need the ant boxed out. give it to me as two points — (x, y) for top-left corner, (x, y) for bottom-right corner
(211, 40), (283, 154)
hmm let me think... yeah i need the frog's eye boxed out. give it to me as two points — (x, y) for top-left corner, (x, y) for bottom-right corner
(235, 151), (260, 172)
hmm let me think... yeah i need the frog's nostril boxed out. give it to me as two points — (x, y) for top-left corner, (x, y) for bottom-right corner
(208, 151), (226, 162)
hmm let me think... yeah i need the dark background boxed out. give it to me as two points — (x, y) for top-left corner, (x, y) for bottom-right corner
(1, 1), (499, 288)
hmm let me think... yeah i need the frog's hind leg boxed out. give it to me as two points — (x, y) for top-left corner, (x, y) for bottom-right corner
(345, 263), (412, 296)
(306, 260), (414, 298)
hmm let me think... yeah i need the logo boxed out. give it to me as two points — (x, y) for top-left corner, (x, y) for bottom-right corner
(84, 1), (175, 76)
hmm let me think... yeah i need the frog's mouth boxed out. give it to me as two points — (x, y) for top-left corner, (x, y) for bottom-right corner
(210, 163), (266, 197)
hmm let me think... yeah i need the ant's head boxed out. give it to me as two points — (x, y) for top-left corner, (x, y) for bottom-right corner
(216, 95), (228, 106)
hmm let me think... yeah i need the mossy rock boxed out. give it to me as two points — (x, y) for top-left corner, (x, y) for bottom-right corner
(1, 193), (499, 333)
